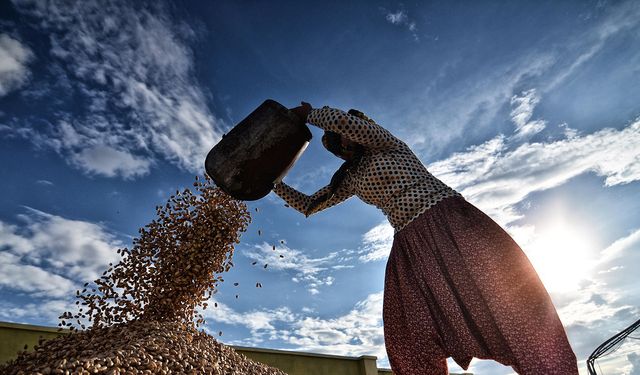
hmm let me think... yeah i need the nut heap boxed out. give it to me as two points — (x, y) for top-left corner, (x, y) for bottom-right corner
(2, 321), (285, 375)
(1, 176), (287, 375)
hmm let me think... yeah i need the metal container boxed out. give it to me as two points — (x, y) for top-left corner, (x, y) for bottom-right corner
(204, 99), (312, 201)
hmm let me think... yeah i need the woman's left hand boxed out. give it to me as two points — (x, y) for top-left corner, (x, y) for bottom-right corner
(290, 101), (313, 121)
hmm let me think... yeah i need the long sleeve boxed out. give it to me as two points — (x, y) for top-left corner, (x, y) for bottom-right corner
(273, 181), (353, 216)
(307, 106), (404, 149)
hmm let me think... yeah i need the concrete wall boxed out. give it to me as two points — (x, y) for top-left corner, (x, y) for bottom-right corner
(233, 346), (379, 375)
(0, 321), (472, 375)
(0, 321), (69, 366)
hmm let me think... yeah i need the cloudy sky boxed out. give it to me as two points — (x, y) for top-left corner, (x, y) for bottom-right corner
(1, 0), (639, 374)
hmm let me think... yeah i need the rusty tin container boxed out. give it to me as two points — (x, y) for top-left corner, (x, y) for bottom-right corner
(204, 99), (312, 200)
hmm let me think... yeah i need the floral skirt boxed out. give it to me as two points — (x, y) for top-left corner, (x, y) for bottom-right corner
(383, 196), (578, 375)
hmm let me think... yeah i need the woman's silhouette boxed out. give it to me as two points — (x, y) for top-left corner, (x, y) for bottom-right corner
(273, 102), (578, 375)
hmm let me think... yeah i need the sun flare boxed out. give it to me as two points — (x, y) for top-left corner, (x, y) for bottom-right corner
(525, 221), (595, 293)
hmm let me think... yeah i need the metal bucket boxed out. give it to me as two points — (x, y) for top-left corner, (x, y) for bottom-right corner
(204, 99), (312, 201)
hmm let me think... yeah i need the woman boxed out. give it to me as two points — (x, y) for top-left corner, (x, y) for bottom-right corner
(274, 102), (578, 375)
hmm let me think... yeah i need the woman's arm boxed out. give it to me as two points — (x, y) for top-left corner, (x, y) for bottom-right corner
(308, 106), (404, 149)
(273, 181), (353, 217)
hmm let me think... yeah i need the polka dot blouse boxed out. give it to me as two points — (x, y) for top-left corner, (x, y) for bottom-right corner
(274, 106), (461, 232)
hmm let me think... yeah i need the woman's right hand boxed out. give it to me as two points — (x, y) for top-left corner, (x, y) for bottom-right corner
(290, 101), (313, 122)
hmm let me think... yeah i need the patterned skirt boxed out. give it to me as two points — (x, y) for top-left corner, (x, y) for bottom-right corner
(383, 196), (578, 375)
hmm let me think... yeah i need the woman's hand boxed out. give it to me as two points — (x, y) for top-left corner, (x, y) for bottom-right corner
(290, 101), (313, 122)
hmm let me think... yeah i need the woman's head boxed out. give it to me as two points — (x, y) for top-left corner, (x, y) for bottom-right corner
(321, 132), (358, 160)
(320, 109), (371, 160)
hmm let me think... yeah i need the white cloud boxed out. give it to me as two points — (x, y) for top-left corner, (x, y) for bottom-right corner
(629, 352), (640, 375)
(385, 10), (407, 25)
(0, 208), (122, 284)
(202, 300), (296, 344)
(70, 145), (151, 179)
(7, 0), (225, 178)
(509, 89), (546, 139)
(201, 301), (296, 345)
(559, 122), (579, 139)
(430, 118), (640, 225)
(289, 292), (385, 358)
(545, 1), (640, 91)
(0, 33), (33, 96)
(384, 9), (418, 41)
(36, 179), (54, 186)
(0, 299), (75, 324)
(557, 294), (631, 327)
(243, 243), (348, 294)
(401, 53), (555, 154)
(0, 252), (75, 297)
(358, 222), (394, 262)
(600, 228), (640, 264)
(204, 291), (387, 362)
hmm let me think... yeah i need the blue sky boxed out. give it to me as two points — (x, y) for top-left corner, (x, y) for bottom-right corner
(1, 0), (639, 374)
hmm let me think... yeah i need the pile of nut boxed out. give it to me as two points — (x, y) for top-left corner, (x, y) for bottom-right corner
(1, 177), (287, 375)
(2, 320), (286, 375)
